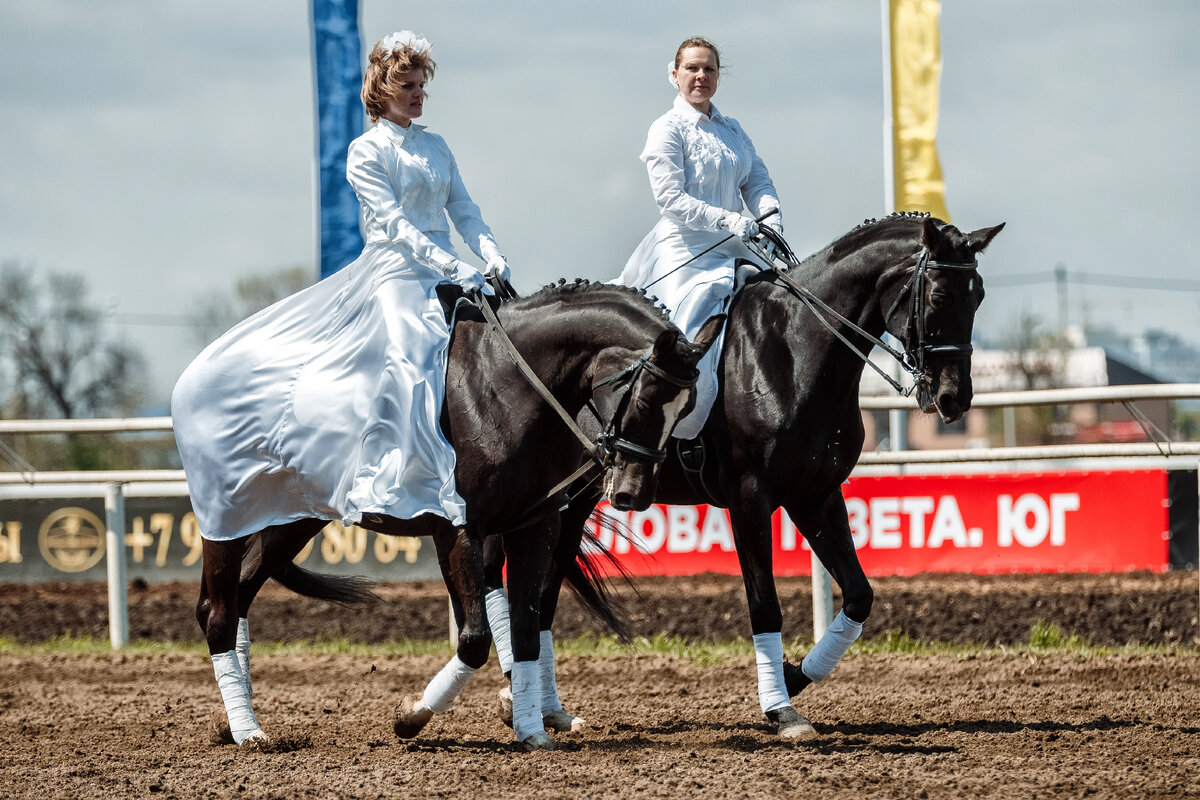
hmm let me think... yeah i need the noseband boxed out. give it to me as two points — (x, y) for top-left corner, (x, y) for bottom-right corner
(592, 352), (697, 465)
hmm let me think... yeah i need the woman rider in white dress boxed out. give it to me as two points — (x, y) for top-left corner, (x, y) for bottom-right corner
(486, 36), (788, 734)
(173, 31), (508, 547)
(616, 36), (783, 440)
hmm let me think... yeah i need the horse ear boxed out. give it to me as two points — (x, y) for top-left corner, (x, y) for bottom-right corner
(964, 222), (1005, 254)
(920, 216), (943, 251)
(689, 314), (727, 357)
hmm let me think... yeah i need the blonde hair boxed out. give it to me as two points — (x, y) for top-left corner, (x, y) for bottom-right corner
(361, 38), (438, 123)
(674, 37), (721, 70)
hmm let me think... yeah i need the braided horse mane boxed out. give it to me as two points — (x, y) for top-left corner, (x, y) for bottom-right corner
(515, 277), (674, 327)
(828, 210), (945, 262)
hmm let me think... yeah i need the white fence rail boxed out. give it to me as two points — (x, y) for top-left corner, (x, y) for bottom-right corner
(2, 383), (1198, 648)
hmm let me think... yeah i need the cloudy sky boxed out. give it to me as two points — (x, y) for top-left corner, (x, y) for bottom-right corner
(2, 1), (1198, 406)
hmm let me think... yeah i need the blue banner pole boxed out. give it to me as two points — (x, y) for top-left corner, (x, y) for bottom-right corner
(311, 0), (364, 280)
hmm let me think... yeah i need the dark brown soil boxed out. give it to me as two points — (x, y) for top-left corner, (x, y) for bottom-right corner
(3, 573), (1200, 798)
(2, 571), (1197, 646)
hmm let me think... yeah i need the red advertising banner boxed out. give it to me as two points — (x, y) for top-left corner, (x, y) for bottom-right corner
(583, 469), (1171, 577)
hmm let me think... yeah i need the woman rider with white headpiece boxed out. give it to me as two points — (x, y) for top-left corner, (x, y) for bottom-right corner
(485, 35), (788, 736)
(173, 31), (510, 744)
(616, 35), (783, 441)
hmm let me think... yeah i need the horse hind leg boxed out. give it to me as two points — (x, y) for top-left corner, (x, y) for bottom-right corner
(394, 525), (489, 740)
(199, 535), (266, 746)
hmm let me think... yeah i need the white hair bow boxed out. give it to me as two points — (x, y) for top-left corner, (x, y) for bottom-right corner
(667, 60), (678, 88)
(380, 30), (432, 59)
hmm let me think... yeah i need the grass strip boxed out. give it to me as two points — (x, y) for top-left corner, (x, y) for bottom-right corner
(0, 622), (1193, 660)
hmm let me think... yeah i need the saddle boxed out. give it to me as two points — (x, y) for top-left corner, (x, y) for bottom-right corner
(437, 275), (520, 326)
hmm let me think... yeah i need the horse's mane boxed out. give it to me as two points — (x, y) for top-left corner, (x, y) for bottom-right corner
(514, 278), (673, 327)
(828, 211), (943, 262)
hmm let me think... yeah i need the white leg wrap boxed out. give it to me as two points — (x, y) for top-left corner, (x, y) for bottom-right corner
(801, 609), (864, 682)
(421, 654), (478, 714)
(235, 618), (252, 699)
(485, 589), (514, 675)
(752, 632), (790, 713)
(212, 650), (263, 745)
(509, 659), (543, 742)
(538, 630), (563, 714)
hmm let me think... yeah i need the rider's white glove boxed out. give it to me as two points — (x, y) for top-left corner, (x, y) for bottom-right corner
(445, 261), (490, 294)
(720, 212), (759, 242)
(485, 255), (511, 283)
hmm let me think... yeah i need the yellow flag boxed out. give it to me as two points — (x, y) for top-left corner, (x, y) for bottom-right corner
(890, 0), (951, 222)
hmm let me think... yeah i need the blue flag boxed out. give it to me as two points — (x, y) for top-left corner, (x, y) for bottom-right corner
(311, 0), (364, 279)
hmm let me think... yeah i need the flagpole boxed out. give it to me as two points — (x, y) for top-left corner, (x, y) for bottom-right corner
(881, 0), (895, 216)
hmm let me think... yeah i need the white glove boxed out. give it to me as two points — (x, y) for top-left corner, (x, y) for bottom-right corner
(721, 212), (759, 242)
(485, 255), (511, 283)
(445, 261), (488, 293)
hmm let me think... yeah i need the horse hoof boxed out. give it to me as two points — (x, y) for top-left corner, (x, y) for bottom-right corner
(393, 695), (434, 739)
(238, 728), (269, 748)
(542, 709), (586, 733)
(498, 686), (514, 729)
(766, 705), (818, 740)
(520, 731), (557, 752)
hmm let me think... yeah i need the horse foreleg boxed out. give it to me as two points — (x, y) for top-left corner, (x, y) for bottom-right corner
(501, 519), (558, 751)
(394, 525), (487, 739)
(783, 493), (872, 695)
(199, 536), (266, 746)
(728, 488), (816, 740)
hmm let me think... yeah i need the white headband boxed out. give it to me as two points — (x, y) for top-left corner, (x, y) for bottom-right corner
(379, 30), (432, 59)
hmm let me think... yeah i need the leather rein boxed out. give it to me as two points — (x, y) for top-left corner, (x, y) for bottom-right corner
(753, 226), (978, 399)
(472, 292), (695, 533)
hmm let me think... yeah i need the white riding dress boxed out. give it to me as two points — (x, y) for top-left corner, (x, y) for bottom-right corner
(172, 117), (503, 540)
(616, 95), (781, 439)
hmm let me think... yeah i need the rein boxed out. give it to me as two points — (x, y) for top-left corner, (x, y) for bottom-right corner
(754, 227), (977, 398)
(472, 292), (693, 533)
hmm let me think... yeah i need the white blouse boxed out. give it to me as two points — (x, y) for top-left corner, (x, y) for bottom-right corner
(641, 95), (781, 233)
(347, 117), (503, 274)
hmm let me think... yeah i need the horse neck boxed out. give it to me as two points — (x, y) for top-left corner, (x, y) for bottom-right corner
(500, 291), (660, 407)
(779, 231), (917, 388)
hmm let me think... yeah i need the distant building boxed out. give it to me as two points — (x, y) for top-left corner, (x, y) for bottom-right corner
(860, 346), (1168, 451)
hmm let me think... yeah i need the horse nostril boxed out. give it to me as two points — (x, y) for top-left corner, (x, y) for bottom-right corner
(611, 491), (635, 511)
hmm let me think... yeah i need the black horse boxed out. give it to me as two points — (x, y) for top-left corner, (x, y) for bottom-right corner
(195, 281), (724, 751)
(495, 213), (1004, 737)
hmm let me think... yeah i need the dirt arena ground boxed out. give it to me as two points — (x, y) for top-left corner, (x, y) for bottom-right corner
(3, 572), (1200, 799)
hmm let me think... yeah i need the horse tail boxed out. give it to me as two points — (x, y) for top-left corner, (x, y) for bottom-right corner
(560, 509), (639, 642)
(271, 562), (381, 607)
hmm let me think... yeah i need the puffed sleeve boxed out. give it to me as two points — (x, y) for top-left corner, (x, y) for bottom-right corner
(346, 136), (462, 274)
(733, 120), (783, 231)
(443, 148), (504, 264)
(640, 117), (728, 233)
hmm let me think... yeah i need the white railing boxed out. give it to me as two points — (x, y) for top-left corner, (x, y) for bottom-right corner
(2, 383), (1198, 648)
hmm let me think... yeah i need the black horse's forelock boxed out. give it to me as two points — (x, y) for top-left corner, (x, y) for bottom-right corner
(519, 277), (673, 328)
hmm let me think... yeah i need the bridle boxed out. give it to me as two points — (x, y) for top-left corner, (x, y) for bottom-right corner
(473, 293), (696, 533)
(590, 352), (697, 465)
(882, 248), (980, 398)
(755, 226), (978, 399)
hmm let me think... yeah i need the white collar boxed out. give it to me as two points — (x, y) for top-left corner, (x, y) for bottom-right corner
(378, 117), (426, 142)
(672, 94), (724, 124)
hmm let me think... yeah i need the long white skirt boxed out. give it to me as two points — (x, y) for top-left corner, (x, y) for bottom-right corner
(172, 242), (466, 541)
(616, 217), (768, 440)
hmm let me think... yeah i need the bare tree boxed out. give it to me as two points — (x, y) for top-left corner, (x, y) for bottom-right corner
(0, 262), (145, 419)
(192, 265), (311, 347)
